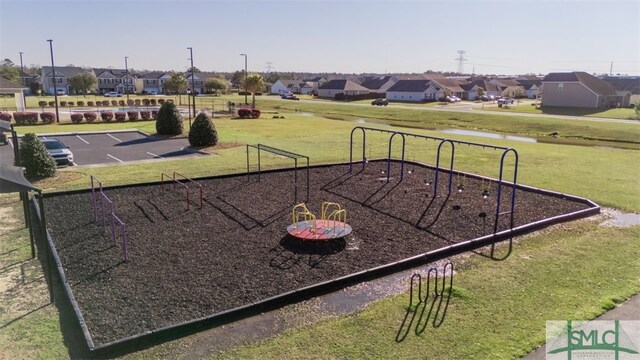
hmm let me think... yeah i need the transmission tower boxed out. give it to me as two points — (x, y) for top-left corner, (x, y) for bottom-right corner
(265, 62), (274, 73)
(455, 50), (467, 74)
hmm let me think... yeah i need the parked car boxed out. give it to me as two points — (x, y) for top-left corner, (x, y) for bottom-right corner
(282, 94), (299, 100)
(0, 130), (7, 145)
(42, 138), (74, 166)
(105, 91), (123, 97)
(371, 98), (389, 106)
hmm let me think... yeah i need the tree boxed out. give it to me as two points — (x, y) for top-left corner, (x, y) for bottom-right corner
(264, 72), (281, 84)
(155, 101), (183, 135)
(230, 70), (244, 90)
(244, 73), (264, 107)
(204, 77), (228, 95)
(20, 133), (56, 179)
(69, 72), (97, 95)
(29, 80), (42, 95)
(0, 61), (19, 82)
(187, 66), (200, 72)
(476, 87), (485, 97)
(188, 112), (218, 146)
(164, 73), (188, 104)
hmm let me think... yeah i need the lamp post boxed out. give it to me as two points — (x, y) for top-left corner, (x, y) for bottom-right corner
(124, 56), (129, 103)
(47, 40), (60, 123)
(19, 52), (25, 86)
(240, 53), (247, 105)
(187, 47), (196, 125)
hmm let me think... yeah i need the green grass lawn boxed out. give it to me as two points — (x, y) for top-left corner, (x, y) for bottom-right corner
(475, 103), (639, 120)
(1, 110), (639, 359)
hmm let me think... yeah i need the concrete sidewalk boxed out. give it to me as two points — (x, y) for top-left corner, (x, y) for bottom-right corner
(521, 294), (640, 359)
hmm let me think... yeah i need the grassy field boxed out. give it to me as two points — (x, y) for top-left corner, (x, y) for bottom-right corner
(475, 103), (639, 120)
(1, 108), (639, 359)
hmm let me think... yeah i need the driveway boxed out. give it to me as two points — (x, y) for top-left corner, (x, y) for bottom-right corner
(0, 130), (209, 167)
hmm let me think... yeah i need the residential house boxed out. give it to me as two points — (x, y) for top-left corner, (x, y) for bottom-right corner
(317, 80), (369, 99)
(185, 72), (217, 94)
(301, 77), (327, 95)
(386, 79), (431, 102)
(140, 72), (171, 94)
(516, 79), (542, 99)
(490, 78), (525, 97)
(18, 71), (38, 95)
(428, 78), (466, 100)
(541, 72), (626, 108)
(270, 80), (307, 95)
(359, 76), (398, 96)
(603, 76), (640, 104)
(0, 77), (28, 111)
(94, 68), (141, 94)
(41, 66), (95, 95)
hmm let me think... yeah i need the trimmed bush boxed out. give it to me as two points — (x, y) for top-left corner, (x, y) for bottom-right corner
(188, 112), (218, 147)
(67, 101), (74, 106)
(87, 101), (95, 106)
(157, 99), (164, 105)
(111, 100), (118, 106)
(13, 112), (39, 125)
(60, 101), (67, 107)
(127, 110), (139, 121)
(155, 101), (183, 135)
(114, 111), (126, 121)
(20, 133), (56, 178)
(237, 108), (261, 119)
(101, 111), (114, 122)
(134, 99), (141, 106)
(142, 99), (150, 106)
(48, 101), (55, 106)
(127, 99), (134, 106)
(151, 110), (158, 119)
(38, 101), (47, 108)
(0, 112), (11, 121)
(140, 111), (151, 120)
(70, 113), (84, 123)
(118, 100), (125, 106)
(102, 100), (109, 106)
(150, 99), (157, 106)
(40, 112), (56, 124)
(77, 101), (85, 106)
(83, 112), (97, 123)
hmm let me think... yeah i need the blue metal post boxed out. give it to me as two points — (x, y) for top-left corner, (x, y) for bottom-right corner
(433, 140), (455, 198)
(349, 126), (366, 172)
(493, 148), (519, 233)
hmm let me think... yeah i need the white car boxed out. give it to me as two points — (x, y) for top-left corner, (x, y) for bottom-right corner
(42, 138), (74, 166)
(105, 91), (122, 97)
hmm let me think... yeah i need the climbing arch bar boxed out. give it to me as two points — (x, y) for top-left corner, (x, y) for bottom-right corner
(494, 148), (519, 234)
(246, 144), (310, 202)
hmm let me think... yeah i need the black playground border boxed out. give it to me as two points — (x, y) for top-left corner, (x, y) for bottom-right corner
(32, 160), (600, 356)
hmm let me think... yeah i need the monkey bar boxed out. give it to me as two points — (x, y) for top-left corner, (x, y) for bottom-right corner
(246, 144), (310, 202)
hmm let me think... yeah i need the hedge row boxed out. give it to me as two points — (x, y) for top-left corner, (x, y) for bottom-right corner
(37, 98), (167, 107)
(4, 110), (157, 125)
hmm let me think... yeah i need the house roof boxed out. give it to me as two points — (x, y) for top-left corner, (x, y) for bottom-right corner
(543, 72), (618, 96)
(189, 72), (217, 82)
(603, 77), (640, 94)
(430, 78), (466, 93)
(516, 79), (542, 90)
(0, 77), (28, 91)
(139, 71), (168, 79)
(387, 79), (431, 92)
(42, 66), (92, 78)
(304, 77), (325, 82)
(319, 79), (369, 91)
(94, 68), (130, 77)
(360, 76), (393, 90)
(492, 78), (521, 87)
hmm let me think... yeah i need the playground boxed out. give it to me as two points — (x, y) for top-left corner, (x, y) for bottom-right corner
(37, 127), (599, 352)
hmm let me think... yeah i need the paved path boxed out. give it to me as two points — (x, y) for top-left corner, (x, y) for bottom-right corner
(521, 294), (640, 359)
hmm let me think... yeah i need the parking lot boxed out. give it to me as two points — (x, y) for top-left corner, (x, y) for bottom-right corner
(0, 131), (210, 167)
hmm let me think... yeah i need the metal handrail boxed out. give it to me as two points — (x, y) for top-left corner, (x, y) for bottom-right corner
(173, 172), (203, 209)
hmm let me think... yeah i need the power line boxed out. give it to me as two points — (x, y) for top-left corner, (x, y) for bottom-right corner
(455, 50), (467, 73)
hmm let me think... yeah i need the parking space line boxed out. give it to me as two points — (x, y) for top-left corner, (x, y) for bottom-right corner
(76, 135), (90, 144)
(107, 154), (124, 163)
(107, 133), (122, 142)
(146, 152), (163, 159)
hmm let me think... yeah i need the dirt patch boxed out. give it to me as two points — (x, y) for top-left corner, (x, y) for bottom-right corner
(31, 171), (84, 191)
(192, 142), (244, 154)
(42, 160), (592, 346)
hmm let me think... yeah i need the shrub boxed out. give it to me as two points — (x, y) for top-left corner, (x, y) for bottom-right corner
(67, 101), (74, 106)
(83, 112), (97, 123)
(13, 112), (39, 125)
(38, 101), (47, 108)
(238, 91), (251, 95)
(151, 110), (158, 119)
(60, 101), (67, 107)
(237, 108), (261, 119)
(127, 110), (139, 121)
(155, 101), (183, 135)
(127, 99), (134, 106)
(70, 113), (83, 123)
(0, 112), (11, 121)
(188, 112), (218, 147)
(101, 111), (114, 122)
(77, 101), (85, 106)
(102, 100), (109, 106)
(20, 133), (56, 178)
(140, 110), (151, 120)
(134, 99), (141, 106)
(114, 111), (127, 121)
(118, 100), (125, 106)
(111, 100), (118, 106)
(48, 101), (55, 106)
(142, 99), (150, 106)
(157, 99), (164, 105)
(87, 101), (95, 106)
(40, 112), (56, 124)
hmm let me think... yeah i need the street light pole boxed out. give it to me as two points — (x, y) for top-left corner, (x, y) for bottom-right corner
(19, 52), (25, 86)
(47, 40), (60, 123)
(124, 56), (129, 103)
(187, 47), (196, 123)
(240, 53), (247, 105)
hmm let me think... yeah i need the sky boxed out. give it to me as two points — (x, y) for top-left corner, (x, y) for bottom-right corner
(1, 0), (639, 76)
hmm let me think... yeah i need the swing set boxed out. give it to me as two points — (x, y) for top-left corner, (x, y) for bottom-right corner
(348, 126), (519, 234)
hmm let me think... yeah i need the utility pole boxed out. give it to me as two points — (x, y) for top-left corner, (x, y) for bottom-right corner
(19, 52), (25, 86)
(125, 56), (129, 102)
(610, 62), (613, 76)
(240, 53), (248, 105)
(266, 62), (273, 72)
(187, 47), (196, 126)
(47, 40), (60, 123)
(455, 50), (467, 74)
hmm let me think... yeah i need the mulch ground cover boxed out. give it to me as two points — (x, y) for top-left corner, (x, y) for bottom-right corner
(43, 160), (591, 346)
